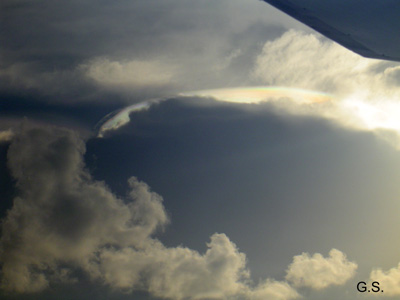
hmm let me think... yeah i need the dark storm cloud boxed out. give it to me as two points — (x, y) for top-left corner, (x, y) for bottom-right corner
(1, 0), (290, 62)
(0, 92), (125, 132)
(0, 0), (294, 101)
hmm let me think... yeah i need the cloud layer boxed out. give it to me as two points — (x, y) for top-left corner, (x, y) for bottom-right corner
(92, 30), (400, 149)
(0, 0), (294, 101)
(80, 58), (178, 90)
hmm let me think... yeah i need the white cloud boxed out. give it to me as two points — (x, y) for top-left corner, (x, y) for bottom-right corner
(93, 234), (249, 299)
(370, 263), (400, 296)
(80, 58), (177, 89)
(251, 30), (386, 96)
(245, 280), (299, 300)
(285, 249), (357, 290)
(251, 30), (400, 148)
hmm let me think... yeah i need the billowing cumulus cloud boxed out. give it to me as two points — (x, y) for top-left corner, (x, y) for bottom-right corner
(94, 234), (249, 299)
(285, 249), (357, 290)
(1, 126), (169, 293)
(1, 125), (358, 299)
(370, 264), (400, 296)
(0, 125), (288, 298)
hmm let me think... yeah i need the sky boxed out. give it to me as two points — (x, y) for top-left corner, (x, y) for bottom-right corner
(2, 0), (400, 299)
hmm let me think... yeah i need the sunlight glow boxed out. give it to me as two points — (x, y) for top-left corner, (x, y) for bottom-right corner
(96, 86), (400, 150)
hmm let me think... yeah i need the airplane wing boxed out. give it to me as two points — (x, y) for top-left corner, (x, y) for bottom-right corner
(263, 0), (400, 62)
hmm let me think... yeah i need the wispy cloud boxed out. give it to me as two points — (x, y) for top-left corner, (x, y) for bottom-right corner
(252, 30), (400, 96)
(80, 58), (178, 90)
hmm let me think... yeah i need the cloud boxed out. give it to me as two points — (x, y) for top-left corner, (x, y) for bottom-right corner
(0, 129), (13, 143)
(252, 29), (400, 102)
(251, 30), (400, 148)
(1, 0), (291, 101)
(0, 125), (360, 299)
(252, 30), (389, 95)
(93, 233), (300, 300)
(80, 58), (178, 90)
(0, 126), (169, 293)
(370, 263), (400, 296)
(0, 61), (92, 100)
(84, 28), (400, 147)
(94, 233), (249, 299)
(285, 249), (357, 290)
(246, 280), (299, 300)
(0, 125), (294, 299)
(95, 87), (335, 138)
